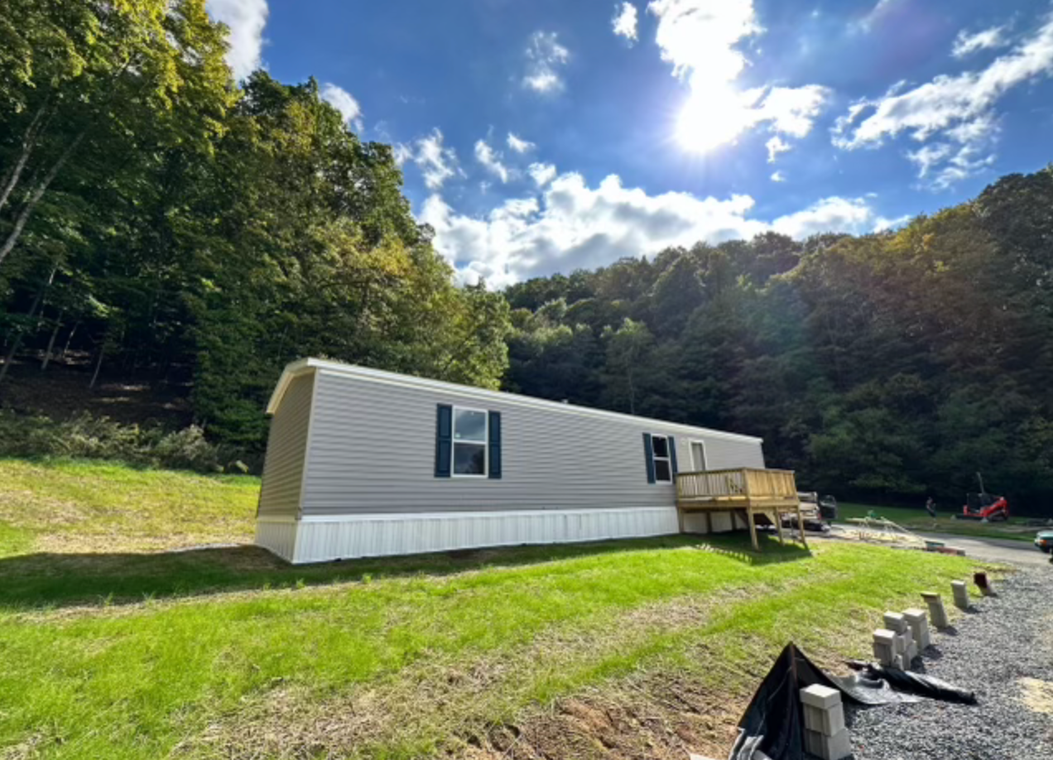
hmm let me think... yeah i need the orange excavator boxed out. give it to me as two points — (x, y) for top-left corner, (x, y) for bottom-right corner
(957, 472), (1009, 521)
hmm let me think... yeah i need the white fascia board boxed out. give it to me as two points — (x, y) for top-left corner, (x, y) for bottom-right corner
(267, 357), (763, 445)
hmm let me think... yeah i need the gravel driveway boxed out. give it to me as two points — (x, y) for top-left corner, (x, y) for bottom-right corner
(848, 568), (1053, 759)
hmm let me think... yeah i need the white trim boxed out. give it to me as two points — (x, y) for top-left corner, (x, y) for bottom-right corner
(256, 507), (680, 564)
(451, 405), (488, 478)
(689, 439), (708, 471)
(650, 432), (673, 483)
(266, 358), (762, 444)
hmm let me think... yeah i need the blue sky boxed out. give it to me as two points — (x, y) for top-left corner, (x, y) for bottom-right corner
(206, 0), (1053, 286)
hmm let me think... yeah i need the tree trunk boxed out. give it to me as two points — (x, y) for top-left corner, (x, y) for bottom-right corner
(89, 345), (105, 389)
(0, 101), (50, 216)
(60, 320), (80, 360)
(0, 131), (86, 269)
(0, 258), (58, 384)
(41, 309), (64, 371)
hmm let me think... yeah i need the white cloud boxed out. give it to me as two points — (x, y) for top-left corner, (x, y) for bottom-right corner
(953, 25), (1009, 59)
(854, 0), (899, 33)
(770, 170), (786, 182)
(206, 0), (269, 81)
(507, 133), (536, 153)
(647, 0), (831, 153)
(528, 162), (558, 187)
(421, 171), (890, 287)
(320, 83), (363, 131)
(399, 129), (463, 190)
(474, 139), (511, 183)
(613, 2), (639, 43)
(766, 135), (790, 163)
(523, 31), (570, 93)
(834, 16), (1053, 186)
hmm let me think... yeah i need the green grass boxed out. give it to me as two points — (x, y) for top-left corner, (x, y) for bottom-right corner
(0, 458), (260, 555)
(0, 458), (985, 759)
(836, 501), (1041, 542)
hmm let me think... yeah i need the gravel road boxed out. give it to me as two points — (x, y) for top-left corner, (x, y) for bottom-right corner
(847, 568), (1053, 760)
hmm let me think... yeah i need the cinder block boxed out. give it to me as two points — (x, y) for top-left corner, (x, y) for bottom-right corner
(803, 702), (846, 736)
(804, 727), (851, 760)
(903, 608), (932, 649)
(894, 628), (913, 653)
(873, 628), (896, 646)
(921, 592), (950, 628)
(872, 641), (895, 667)
(905, 642), (918, 663)
(882, 611), (907, 634)
(800, 684), (842, 710)
(951, 580), (970, 609)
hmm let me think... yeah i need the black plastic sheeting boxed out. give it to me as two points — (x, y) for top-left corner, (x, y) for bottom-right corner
(844, 660), (977, 705)
(727, 644), (975, 760)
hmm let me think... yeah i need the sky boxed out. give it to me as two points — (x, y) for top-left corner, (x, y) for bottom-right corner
(205, 0), (1053, 287)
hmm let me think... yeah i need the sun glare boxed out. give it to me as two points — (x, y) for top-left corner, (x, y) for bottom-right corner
(675, 88), (756, 154)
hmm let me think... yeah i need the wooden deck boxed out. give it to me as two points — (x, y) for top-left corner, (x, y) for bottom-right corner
(675, 468), (806, 552)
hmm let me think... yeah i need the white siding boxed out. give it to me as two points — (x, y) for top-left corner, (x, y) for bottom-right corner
(300, 369), (765, 517)
(257, 373), (314, 517)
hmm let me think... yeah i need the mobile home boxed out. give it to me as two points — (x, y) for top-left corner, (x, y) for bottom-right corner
(256, 358), (800, 563)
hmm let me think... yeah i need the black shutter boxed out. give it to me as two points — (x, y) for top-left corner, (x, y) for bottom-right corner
(668, 435), (678, 478)
(435, 404), (452, 477)
(643, 433), (656, 484)
(488, 411), (502, 479)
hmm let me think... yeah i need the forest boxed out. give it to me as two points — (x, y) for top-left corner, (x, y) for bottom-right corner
(1, 1), (1051, 511)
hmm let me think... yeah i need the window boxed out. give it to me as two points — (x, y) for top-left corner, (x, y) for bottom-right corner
(452, 407), (487, 476)
(652, 434), (672, 482)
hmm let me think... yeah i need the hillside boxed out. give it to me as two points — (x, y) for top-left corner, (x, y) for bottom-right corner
(0, 459), (980, 760)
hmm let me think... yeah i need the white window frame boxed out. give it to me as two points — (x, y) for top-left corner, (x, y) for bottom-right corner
(451, 405), (488, 478)
(651, 433), (673, 483)
(689, 439), (708, 472)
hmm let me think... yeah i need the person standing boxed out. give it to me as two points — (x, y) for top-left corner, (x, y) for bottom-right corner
(925, 497), (937, 520)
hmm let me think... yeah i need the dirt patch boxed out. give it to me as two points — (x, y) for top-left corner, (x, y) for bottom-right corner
(1021, 678), (1053, 715)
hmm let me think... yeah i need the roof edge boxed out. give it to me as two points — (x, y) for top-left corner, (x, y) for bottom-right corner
(268, 357), (764, 445)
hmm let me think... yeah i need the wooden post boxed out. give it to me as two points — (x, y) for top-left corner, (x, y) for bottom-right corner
(795, 502), (809, 549)
(775, 508), (786, 545)
(747, 507), (760, 552)
(704, 510), (713, 534)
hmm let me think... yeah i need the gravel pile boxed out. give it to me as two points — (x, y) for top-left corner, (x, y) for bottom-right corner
(848, 568), (1053, 760)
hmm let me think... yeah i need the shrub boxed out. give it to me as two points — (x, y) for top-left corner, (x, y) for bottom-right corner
(0, 410), (256, 474)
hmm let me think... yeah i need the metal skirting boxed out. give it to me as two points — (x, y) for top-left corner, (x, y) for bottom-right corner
(256, 507), (680, 564)
(255, 517), (299, 562)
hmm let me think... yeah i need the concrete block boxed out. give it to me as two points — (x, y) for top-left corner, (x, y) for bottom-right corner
(882, 611), (907, 634)
(893, 653), (908, 670)
(921, 592), (950, 628)
(800, 684), (842, 710)
(804, 727), (851, 760)
(951, 580), (970, 609)
(873, 628), (896, 646)
(905, 642), (918, 664)
(894, 628), (913, 654)
(803, 702), (846, 736)
(903, 608), (932, 649)
(872, 641), (895, 667)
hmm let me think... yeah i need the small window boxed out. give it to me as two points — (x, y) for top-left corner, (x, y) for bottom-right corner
(452, 407), (487, 476)
(652, 434), (672, 482)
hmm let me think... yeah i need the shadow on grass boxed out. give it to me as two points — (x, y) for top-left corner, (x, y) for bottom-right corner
(0, 532), (811, 611)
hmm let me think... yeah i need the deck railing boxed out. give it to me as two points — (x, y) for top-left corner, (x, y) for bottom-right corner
(675, 468), (798, 503)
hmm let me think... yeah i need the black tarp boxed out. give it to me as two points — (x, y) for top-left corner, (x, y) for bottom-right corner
(727, 644), (968, 760)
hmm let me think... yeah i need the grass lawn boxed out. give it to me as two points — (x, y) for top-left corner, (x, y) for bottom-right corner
(0, 459), (986, 760)
(835, 502), (1044, 543)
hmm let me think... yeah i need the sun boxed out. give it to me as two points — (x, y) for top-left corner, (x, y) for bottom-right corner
(675, 88), (755, 154)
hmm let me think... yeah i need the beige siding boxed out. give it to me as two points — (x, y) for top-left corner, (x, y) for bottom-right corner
(300, 369), (765, 516)
(258, 373), (314, 517)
